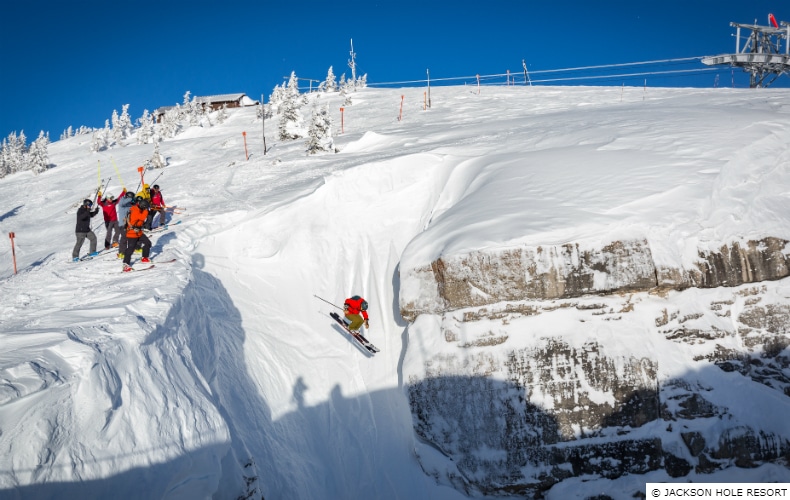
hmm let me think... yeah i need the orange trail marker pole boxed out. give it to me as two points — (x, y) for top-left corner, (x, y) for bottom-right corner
(340, 107), (345, 134)
(398, 95), (404, 121)
(136, 166), (145, 192)
(242, 131), (248, 160)
(9, 232), (17, 274)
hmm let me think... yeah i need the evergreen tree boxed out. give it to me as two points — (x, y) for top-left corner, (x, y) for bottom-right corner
(160, 108), (181, 138)
(188, 96), (201, 126)
(218, 103), (229, 124)
(278, 72), (304, 140)
(323, 66), (337, 92)
(137, 109), (154, 144)
(90, 121), (110, 152)
(111, 109), (125, 146)
(118, 104), (134, 138)
(286, 71), (300, 100)
(28, 131), (50, 174)
(200, 101), (212, 128)
(305, 104), (334, 154)
(268, 84), (285, 113)
(150, 140), (166, 168)
(0, 137), (9, 178)
(4, 131), (26, 173)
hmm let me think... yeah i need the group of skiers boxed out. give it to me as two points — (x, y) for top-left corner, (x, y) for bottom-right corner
(72, 182), (375, 337)
(72, 183), (167, 272)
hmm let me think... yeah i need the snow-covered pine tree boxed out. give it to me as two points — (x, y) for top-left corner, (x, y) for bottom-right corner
(109, 105), (134, 146)
(160, 108), (181, 138)
(0, 137), (9, 178)
(305, 104), (334, 155)
(187, 95), (201, 126)
(3, 131), (27, 174)
(111, 109), (125, 146)
(268, 84), (285, 114)
(90, 121), (110, 152)
(286, 71), (299, 100)
(200, 101), (212, 128)
(323, 66), (337, 92)
(150, 140), (166, 169)
(118, 104), (134, 138)
(28, 131), (50, 174)
(278, 73), (304, 140)
(218, 103), (229, 124)
(137, 109), (154, 145)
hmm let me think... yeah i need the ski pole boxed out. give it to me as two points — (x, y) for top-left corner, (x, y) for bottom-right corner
(97, 177), (111, 201)
(94, 177), (109, 202)
(313, 294), (343, 310)
(148, 171), (164, 187)
(110, 156), (126, 189)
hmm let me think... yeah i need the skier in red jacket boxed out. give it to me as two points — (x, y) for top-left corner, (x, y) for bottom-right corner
(343, 295), (369, 333)
(97, 190), (124, 249)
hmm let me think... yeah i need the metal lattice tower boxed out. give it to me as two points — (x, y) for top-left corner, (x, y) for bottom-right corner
(702, 14), (790, 88)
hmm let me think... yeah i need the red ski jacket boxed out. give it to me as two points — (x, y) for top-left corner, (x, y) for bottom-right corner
(150, 191), (165, 210)
(98, 195), (121, 222)
(344, 296), (369, 320)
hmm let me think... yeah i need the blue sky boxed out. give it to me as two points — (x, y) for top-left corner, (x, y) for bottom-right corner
(2, 0), (789, 141)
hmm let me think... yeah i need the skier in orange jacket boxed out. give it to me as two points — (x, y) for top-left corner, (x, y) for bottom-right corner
(122, 198), (152, 272)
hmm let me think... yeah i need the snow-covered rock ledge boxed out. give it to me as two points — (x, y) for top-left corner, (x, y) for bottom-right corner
(400, 236), (790, 320)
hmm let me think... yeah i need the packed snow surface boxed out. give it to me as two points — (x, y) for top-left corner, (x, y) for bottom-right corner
(1, 85), (790, 498)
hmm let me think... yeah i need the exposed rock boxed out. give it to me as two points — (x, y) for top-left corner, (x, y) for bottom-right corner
(681, 431), (706, 457)
(663, 452), (693, 478)
(402, 236), (790, 494)
(401, 239), (658, 320)
(692, 238), (790, 288)
(400, 237), (790, 319)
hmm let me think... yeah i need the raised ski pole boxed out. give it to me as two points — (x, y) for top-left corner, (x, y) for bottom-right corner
(110, 156), (126, 190)
(9, 232), (17, 274)
(313, 294), (343, 310)
(148, 171), (164, 187)
(95, 176), (111, 202)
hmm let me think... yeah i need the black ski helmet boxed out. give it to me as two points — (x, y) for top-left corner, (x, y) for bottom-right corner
(152, 184), (160, 190)
(125, 191), (135, 199)
(138, 199), (150, 210)
(83, 199), (93, 207)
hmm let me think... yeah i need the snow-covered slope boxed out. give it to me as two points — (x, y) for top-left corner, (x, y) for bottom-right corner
(1, 85), (789, 499)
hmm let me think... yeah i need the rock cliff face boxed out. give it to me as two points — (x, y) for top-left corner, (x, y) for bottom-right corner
(401, 237), (790, 497)
(400, 237), (790, 321)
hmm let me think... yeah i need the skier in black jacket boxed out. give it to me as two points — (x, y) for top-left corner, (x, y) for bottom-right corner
(72, 199), (100, 261)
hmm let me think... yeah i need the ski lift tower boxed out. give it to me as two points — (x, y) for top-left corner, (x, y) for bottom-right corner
(702, 14), (790, 88)
(348, 39), (357, 83)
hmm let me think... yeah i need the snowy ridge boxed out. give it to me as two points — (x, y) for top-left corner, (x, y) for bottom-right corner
(1, 85), (790, 498)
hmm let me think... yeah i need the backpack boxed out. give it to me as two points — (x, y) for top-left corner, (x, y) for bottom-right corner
(351, 295), (368, 311)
